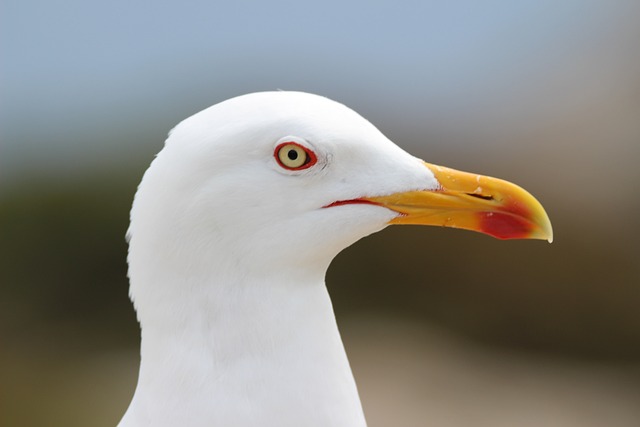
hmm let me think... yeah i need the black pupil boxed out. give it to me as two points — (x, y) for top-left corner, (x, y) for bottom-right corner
(287, 149), (299, 161)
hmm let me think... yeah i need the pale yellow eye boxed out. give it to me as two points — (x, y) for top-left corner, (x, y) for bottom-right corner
(275, 142), (316, 170)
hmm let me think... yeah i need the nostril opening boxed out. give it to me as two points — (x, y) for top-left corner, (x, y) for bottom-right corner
(467, 193), (494, 201)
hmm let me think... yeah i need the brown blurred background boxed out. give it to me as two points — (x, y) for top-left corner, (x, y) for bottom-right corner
(2, 1), (640, 426)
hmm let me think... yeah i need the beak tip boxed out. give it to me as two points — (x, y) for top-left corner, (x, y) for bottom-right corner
(537, 207), (553, 243)
(544, 222), (554, 244)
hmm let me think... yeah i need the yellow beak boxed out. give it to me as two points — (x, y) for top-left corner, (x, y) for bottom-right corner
(364, 162), (553, 242)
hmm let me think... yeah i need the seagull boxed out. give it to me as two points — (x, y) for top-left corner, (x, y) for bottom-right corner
(119, 91), (552, 427)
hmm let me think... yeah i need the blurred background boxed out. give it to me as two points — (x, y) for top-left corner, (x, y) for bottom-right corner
(2, 0), (640, 426)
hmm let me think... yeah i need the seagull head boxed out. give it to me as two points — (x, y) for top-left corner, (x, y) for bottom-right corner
(128, 91), (552, 292)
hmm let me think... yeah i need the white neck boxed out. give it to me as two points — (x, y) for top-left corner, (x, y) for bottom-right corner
(119, 267), (367, 427)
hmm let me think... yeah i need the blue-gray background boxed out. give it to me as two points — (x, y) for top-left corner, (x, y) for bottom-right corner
(2, 1), (640, 426)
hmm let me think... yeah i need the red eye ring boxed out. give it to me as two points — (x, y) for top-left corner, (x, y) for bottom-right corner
(274, 142), (318, 171)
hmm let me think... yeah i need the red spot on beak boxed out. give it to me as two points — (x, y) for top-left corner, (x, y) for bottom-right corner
(478, 211), (533, 240)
